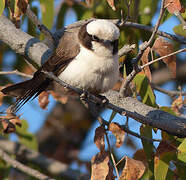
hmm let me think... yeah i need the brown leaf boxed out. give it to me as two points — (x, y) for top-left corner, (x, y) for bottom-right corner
(94, 126), (105, 152)
(119, 156), (146, 180)
(107, 0), (116, 11)
(91, 151), (114, 180)
(156, 141), (176, 156)
(22, 65), (35, 75)
(153, 37), (176, 78)
(109, 122), (125, 148)
(133, 149), (148, 168)
(0, 110), (21, 133)
(11, 0), (28, 28)
(154, 141), (176, 172)
(165, 0), (182, 14)
(50, 91), (69, 104)
(141, 47), (152, 81)
(172, 95), (183, 115)
(17, 0), (28, 14)
(106, 163), (115, 180)
(0, 91), (4, 107)
(85, 0), (93, 6)
(38, 91), (50, 109)
(183, 96), (186, 106)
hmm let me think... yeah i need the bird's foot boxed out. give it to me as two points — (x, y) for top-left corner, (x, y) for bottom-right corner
(97, 95), (109, 107)
(80, 90), (89, 101)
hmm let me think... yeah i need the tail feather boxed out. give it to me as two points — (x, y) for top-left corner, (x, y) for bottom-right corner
(1, 72), (51, 113)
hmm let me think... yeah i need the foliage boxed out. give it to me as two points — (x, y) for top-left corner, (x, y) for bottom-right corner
(0, 0), (186, 179)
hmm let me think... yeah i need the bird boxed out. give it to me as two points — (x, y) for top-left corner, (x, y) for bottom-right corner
(1, 19), (120, 112)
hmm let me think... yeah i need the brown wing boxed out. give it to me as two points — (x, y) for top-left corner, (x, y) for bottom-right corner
(2, 27), (81, 113)
(42, 27), (81, 76)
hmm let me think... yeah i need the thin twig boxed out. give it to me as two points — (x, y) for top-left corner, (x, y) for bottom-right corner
(26, 5), (56, 46)
(151, 84), (186, 96)
(117, 21), (186, 44)
(174, 12), (186, 30)
(141, 48), (186, 69)
(0, 70), (33, 78)
(118, 44), (136, 57)
(121, 125), (162, 143)
(111, 153), (120, 179)
(119, 0), (166, 97)
(105, 132), (120, 179)
(0, 148), (51, 180)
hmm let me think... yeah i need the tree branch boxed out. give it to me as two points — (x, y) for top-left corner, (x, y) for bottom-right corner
(43, 72), (186, 137)
(0, 12), (186, 137)
(0, 147), (51, 180)
(0, 70), (33, 78)
(0, 138), (89, 179)
(0, 15), (52, 68)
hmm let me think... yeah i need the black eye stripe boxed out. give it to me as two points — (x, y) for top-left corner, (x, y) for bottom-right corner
(92, 35), (100, 42)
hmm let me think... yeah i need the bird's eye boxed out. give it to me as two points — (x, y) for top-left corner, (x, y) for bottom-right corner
(92, 35), (99, 42)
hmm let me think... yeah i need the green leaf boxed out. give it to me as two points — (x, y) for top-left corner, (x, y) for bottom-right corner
(56, 2), (69, 29)
(160, 106), (176, 116)
(154, 152), (175, 180)
(173, 24), (186, 38)
(0, 0), (5, 16)
(16, 120), (38, 151)
(133, 73), (157, 107)
(177, 138), (186, 163)
(73, 2), (90, 20)
(175, 160), (186, 179)
(40, 0), (54, 29)
(0, 159), (10, 179)
(140, 125), (154, 179)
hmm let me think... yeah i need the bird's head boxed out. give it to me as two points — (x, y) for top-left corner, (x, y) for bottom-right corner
(78, 19), (120, 57)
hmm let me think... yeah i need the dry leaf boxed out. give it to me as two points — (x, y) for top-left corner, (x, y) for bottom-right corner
(0, 91), (4, 107)
(107, 0), (116, 11)
(109, 122), (125, 148)
(0, 110), (21, 133)
(17, 0), (28, 13)
(94, 126), (105, 152)
(22, 65), (35, 75)
(153, 37), (176, 78)
(156, 141), (176, 156)
(165, 0), (182, 14)
(91, 151), (114, 180)
(38, 91), (50, 109)
(11, 0), (28, 27)
(183, 96), (186, 107)
(133, 149), (148, 168)
(106, 163), (115, 180)
(85, 0), (93, 6)
(141, 47), (152, 81)
(50, 91), (69, 104)
(154, 141), (176, 172)
(172, 95), (183, 115)
(119, 156), (145, 180)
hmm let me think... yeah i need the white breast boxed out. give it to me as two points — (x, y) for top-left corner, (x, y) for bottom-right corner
(58, 45), (119, 93)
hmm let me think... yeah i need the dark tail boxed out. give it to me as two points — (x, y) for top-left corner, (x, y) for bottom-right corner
(1, 72), (51, 113)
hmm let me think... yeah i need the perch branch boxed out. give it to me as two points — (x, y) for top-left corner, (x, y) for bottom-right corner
(0, 12), (186, 137)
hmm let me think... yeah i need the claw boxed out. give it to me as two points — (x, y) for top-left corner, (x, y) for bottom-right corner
(97, 95), (109, 107)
